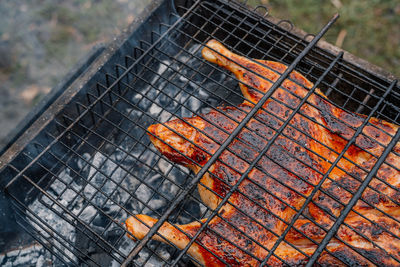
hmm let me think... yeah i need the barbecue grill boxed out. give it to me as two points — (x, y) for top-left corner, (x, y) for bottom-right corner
(1, 0), (399, 266)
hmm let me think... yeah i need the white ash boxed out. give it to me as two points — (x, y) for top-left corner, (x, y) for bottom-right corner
(0, 243), (55, 267)
(21, 41), (227, 266)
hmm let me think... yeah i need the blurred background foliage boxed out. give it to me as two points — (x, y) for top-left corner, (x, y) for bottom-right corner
(254, 0), (400, 77)
(0, 0), (398, 148)
(0, 0), (148, 148)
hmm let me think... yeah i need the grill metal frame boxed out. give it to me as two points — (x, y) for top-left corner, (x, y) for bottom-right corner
(1, 0), (400, 266)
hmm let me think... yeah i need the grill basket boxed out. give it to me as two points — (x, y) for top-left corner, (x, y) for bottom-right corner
(1, 0), (400, 266)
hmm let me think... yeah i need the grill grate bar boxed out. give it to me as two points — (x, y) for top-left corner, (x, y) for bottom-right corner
(308, 139), (400, 265)
(177, 4), (318, 94)
(356, 87), (375, 113)
(126, 37), (384, 264)
(2, 0), (399, 265)
(122, 13), (339, 266)
(261, 78), (397, 265)
(149, 25), (396, 267)
(164, 6), (398, 145)
(306, 80), (399, 265)
(11, 199), (82, 266)
(75, 80), (381, 265)
(143, 33), (372, 180)
(257, 4), (392, 92)
(58, 100), (234, 265)
(169, 17), (341, 266)
(125, 42), (399, 201)
(133, 36), (400, 217)
(54, 106), (231, 265)
(8, 154), (128, 263)
(158, 9), (395, 145)
(76, 84), (345, 263)
(191, 0), (392, 96)
(6, 170), (104, 266)
(4, 0), (201, 191)
(33, 128), (188, 265)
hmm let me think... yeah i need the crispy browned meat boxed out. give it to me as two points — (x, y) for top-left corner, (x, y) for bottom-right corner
(126, 40), (400, 266)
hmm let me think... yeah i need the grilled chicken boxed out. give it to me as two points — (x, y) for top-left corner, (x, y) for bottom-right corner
(126, 40), (400, 266)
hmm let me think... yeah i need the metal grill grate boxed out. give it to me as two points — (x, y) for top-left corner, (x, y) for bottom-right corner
(1, 0), (400, 266)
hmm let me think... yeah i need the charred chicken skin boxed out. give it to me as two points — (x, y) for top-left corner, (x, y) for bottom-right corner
(126, 40), (400, 266)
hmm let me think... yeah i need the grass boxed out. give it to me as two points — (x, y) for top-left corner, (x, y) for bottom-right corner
(0, 0), (151, 146)
(248, 0), (400, 77)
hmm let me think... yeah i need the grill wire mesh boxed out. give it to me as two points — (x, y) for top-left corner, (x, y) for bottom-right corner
(2, 0), (400, 266)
